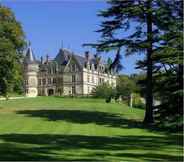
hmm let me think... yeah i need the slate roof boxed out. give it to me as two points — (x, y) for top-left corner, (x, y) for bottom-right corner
(24, 46), (38, 64)
(54, 48), (105, 67)
(24, 46), (107, 72)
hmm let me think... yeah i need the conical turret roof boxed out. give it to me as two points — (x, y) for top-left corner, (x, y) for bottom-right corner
(24, 42), (38, 64)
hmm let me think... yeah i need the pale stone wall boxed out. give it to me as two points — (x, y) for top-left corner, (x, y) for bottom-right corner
(82, 68), (116, 95)
(26, 87), (38, 97)
(75, 85), (83, 95)
(63, 74), (71, 82)
(24, 64), (39, 97)
(63, 86), (71, 95)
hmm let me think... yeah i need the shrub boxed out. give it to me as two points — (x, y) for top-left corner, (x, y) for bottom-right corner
(92, 83), (116, 102)
(132, 93), (145, 109)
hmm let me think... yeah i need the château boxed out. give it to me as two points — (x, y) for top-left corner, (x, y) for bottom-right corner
(23, 43), (116, 97)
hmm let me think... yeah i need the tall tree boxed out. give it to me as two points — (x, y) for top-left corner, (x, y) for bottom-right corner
(84, 0), (182, 125)
(0, 5), (25, 98)
(151, 0), (183, 130)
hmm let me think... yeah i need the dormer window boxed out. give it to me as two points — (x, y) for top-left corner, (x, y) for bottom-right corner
(86, 63), (90, 70)
(91, 64), (95, 71)
(71, 64), (75, 72)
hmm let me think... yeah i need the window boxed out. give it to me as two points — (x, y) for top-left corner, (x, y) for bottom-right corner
(84, 63), (87, 68)
(57, 89), (62, 95)
(53, 78), (56, 84)
(30, 78), (36, 86)
(57, 78), (60, 84)
(48, 68), (52, 74)
(48, 78), (51, 84)
(42, 78), (46, 85)
(72, 75), (76, 82)
(57, 77), (63, 84)
(72, 86), (76, 94)
(87, 64), (90, 70)
(87, 75), (90, 82)
(88, 86), (90, 93)
(53, 67), (55, 74)
(38, 79), (41, 85)
(99, 78), (104, 84)
(25, 80), (28, 85)
(91, 64), (94, 71)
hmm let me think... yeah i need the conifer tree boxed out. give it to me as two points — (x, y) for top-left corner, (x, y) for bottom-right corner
(84, 0), (182, 125)
(151, 0), (183, 130)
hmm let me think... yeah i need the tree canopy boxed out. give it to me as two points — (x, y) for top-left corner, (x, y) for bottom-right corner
(0, 5), (26, 98)
(84, 0), (183, 126)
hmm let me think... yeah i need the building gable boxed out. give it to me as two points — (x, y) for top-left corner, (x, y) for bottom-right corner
(63, 55), (82, 73)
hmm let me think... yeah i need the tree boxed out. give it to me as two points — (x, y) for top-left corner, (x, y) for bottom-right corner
(130, 73), (146, 97)
(116, 75), (137, 98)
(91, 83), (116, 103)
(92, 74), (144, 107)
(84, 0), (182, 125)
(116, 75), (142, 107)
(0, 5), (25, 98)
(151, 1), (183, 131)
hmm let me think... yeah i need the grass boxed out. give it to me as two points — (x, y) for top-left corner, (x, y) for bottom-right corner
(0, 92), (24, 98)
(0, 96), (182, 161)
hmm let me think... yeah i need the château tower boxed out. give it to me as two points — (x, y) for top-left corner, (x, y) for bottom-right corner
(23, 43), (39, 97)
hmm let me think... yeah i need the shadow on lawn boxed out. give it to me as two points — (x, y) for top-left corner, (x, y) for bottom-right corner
(0, 133), (182, 161)
(16, 109), (143, 129)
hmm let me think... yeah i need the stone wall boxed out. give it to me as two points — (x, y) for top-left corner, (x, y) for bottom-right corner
(24, 64), (39, 97)
(82, 68), (116, 95)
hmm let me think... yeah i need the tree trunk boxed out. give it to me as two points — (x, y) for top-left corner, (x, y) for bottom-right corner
(143, 0), (154, 124)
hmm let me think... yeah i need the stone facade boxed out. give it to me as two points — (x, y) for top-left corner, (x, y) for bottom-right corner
(23, 45), (116, 97)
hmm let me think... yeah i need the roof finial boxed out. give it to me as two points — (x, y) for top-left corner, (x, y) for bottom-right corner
(40, 56), (43, 64)
(46, 54), (49, 63)
(28, 40), (31, 47)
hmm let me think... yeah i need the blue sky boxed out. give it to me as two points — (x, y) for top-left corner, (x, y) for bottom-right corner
(1, 0), (142, 75)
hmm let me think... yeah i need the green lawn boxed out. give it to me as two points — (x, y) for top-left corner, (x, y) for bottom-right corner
(0, 97), (182, 161)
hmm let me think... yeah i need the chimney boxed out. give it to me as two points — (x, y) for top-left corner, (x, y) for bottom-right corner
(46, 54), (49, 63)
(40, 56), (43, 64)
(85, 51), (90, 61)
(94, 54), (101, 66)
